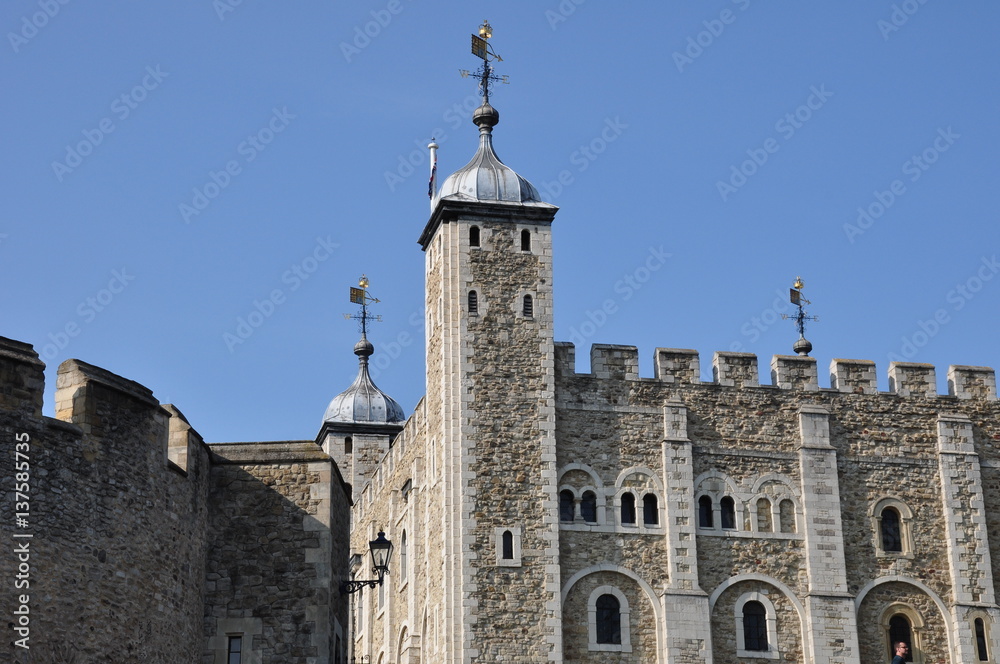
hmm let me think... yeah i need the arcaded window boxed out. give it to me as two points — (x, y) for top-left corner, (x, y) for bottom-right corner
(470, 225), (480, 247)
(742, 601), (767, 651)
(756, 497), (772, 532)
(581, 491), (598, 524)
(699, 495), (713, 528)
(642, 494), (659, 525)
(468, 290), (478, 314)
(501, 530), (514, 560)
(721, 496), (736, 530)
(595, 594), (621, 644)
(521, 229), (531, 251)
(779, 499), (796, 533)
(620, 492), (636, 525)
(560, 490), (575, 522)
(523, 294), (533, 317)
(228, 635), (243, 664)
(881, 507), (902, 552)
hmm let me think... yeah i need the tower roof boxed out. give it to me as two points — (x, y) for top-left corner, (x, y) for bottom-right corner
(323, 335), (405, 425)
(433, 101), (547, 206)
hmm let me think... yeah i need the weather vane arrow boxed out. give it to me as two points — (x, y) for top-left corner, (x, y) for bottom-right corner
(343, 274), (382, 337)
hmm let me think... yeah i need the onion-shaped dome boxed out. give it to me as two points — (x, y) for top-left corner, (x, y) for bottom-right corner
(323, 336), (405, 424)
(434, 102), (543, 205)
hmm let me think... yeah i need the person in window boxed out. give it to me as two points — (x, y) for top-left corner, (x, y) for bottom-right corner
(891, 641), (909, 664)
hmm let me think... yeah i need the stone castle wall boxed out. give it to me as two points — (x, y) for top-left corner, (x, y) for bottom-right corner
(0, 338), (211, 664)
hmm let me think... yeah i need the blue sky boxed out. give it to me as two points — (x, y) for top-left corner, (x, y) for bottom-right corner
(4, 1), (998, 442)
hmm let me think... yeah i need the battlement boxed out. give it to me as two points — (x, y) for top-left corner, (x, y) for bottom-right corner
(553, 342), (997, 400)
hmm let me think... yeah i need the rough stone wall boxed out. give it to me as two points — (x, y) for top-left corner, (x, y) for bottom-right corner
(562, 570), (658, 663)
(204, 442), (349, 664)
(856, 581), (950, 664)
(0, 343), (210, 664)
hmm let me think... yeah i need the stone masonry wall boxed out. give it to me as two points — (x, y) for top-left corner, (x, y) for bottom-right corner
(0, 342), (210, 664)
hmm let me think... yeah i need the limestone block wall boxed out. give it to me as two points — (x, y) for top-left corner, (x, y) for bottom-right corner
(553, 342), (1000, 664)
(204, 441), (350, 664)
(0, 340), (210, 664)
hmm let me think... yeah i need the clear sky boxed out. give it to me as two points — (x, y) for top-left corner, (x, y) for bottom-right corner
(4, 1), (998, 442)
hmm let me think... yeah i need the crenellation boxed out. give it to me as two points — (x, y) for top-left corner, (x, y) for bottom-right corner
(888, 362), (937, 398)
(590, 344), (639, 380)
(771, 354), (819, 391)
(830, 358), (878, 394)
(948, 365), (998, 400)
(654, 347), (701, 385)
(712, 351), (759, 388)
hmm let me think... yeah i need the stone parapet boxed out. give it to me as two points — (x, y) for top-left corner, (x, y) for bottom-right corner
(713, 351), (759, 388)
(654, 347), (700, 385)
(888, 362), (937, 398)
(771, 354), (819, 391)
(590, 344), (639, 380)
(829, 358), (877, 394)
(947, 365), (997, 400)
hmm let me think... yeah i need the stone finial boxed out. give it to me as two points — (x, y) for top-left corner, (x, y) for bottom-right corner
(654, 348), (700, 385)
(829, 359), (877, 394)
(712, 352), (759, 388)
(770, 355), (819, 391)
(888, 362), (937, 398)
(947, 365), (997, 400)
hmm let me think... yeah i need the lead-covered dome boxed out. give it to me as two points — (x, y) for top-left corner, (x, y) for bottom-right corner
(323, 335), (405, 425)
(434, 102), (543, 205)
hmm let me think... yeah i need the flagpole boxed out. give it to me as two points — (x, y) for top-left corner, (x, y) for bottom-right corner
(427, 140), (438, 210)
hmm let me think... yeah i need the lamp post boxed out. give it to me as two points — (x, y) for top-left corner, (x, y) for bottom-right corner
(341, 531), (393, 594)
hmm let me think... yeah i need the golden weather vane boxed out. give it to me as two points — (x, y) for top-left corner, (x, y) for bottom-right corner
(781, 276), (819, 356)
(459, 20), (509, 104)
(344, 274), (382, 336)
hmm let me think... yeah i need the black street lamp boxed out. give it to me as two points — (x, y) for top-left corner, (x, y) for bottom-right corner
(341, 531), (393, 594)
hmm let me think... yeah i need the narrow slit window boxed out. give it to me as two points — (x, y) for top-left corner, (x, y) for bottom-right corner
(756, 497), (772, 532)
(523, 295), (533, 318)
(881, 507), (902, 552)
(501, 530), (514, 560)
(468, 290), (478, 314)
(521, 229), (531, 251)
(228, 635), (243, 664)
(720, 496), (736, 530)
(975, 617), (989, 661)
(470, 225), (480, 247)
(344, 436), (352, 454)
(559, 490), (575, 522)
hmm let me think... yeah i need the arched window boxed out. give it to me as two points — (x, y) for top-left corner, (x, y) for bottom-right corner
(756, 497), (772, 532)
(468, 290), (478, 314)
(400, 531), (407, 581)
(881, 507), (902, 552)
(699, 495), (713, 528)
(501, 530), (514, 560)
(523, 294), (533, 318)
(581, 491), (597, 523)
(521, 229), (531, 251)
(976, 617), (990, 661)
(620, 492), (636, 524)
(595, 594), (621, 645)
(779, 499), (796, 533)
(642, 494), (658, 525)
(470, 225), (480, 247)
(721, 496), (736, 530)
(559, 490), (575, 522)
(888, 614), (913, 662)
(742, 601), (768, 651)
(344, 436), (352, 454)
